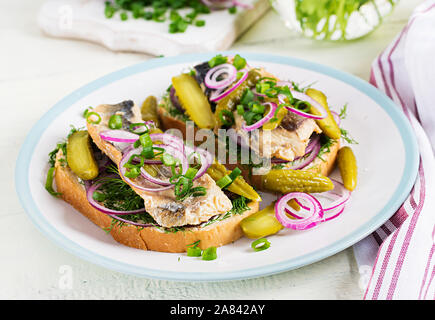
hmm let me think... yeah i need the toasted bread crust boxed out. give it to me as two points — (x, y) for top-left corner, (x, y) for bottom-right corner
(54, 150), (258, 253)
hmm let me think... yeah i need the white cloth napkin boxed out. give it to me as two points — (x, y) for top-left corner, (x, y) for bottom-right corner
(352, 0), (435, 300)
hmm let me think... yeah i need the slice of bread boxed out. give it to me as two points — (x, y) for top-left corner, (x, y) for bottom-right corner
(54, 149), (259, 253)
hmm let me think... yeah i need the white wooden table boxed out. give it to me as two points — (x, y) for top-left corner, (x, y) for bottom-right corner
(0, 0), (423, 299)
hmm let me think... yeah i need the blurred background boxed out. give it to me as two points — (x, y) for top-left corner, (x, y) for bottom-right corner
(1, 0), (426, 299)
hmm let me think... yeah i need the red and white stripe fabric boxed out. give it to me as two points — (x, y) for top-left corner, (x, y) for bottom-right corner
(352, 0), (435, 300)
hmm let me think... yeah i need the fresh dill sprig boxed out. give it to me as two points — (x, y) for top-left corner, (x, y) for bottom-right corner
(339, 103), (348, 120)
(340, 128), (358, 145)
(96, 176), (145, 212)
(201, 196), (250, 228)
(317, 135), (335, 162)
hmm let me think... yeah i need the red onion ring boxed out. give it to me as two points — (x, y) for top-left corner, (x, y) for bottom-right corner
(242, 102), (277, 131)
(130, 121), (155, 134)
(149, 133), (185, 149)
(187, 145), (214, 180)
(286, 180), (351, 222)
(119, 148), (175, 193)
(122, 145), (163, 165)
(204, 63), (237, 89)
(100, 130), (139, 143)
(276, 81), (293, 89)
(278, 91), (328, 120)
(210, 68), (249, 102)
(275, 192), (324, 230)
(139, 144), (188, 186)
(285, 139), (320, 170)
(86, 177), (147, 215)
(118, 132), (188, 192)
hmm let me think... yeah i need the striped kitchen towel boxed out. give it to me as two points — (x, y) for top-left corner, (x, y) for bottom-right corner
(352, 0), (435, 300)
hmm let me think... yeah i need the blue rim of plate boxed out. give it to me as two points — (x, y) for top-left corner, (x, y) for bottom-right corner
(15, 52), (419, 282)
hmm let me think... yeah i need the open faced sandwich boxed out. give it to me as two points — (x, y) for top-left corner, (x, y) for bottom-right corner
(45, 53), (358, 257)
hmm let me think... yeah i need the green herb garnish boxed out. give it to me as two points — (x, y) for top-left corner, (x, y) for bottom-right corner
(251, 238), (270, 252)
(208, 54), (228, 68)
(233, 54), (246, 70)
(202, 246), (217, 260)
(340, 128), (358, 144)
(104, 0), (211, 34)
(45, 126), (80, 197)
(108, 114), (123, 129)
(339, 103), (348, 119)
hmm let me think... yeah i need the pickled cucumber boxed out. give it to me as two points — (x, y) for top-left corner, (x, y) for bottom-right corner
(337, 146), (357, 191)
(305, 88), (341, 140)
(172, 74), (215, 129)
(240, 203), (283, 239)
(141, 95), (160, 128)
(261, 169), (334, 194)
(66, 131), (99, 180)
(207, 161), (261, 202)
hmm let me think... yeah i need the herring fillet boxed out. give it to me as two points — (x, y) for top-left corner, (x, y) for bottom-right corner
(233, 111), (321, 161)
(86, 100), (233, 228)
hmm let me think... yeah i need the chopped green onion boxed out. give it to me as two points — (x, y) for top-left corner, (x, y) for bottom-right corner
(195, 20), (205, 27)
(216, 175), (233, 189)
(278, 85), (294, 102)
(228, 6), (237, 14)
(264, 88), (279, 98)
(129, 122), (150, 134)
(169, 173), (182, 184)
(86, 112), (101, 125)
(120, 12), (128, 21)
(184, 167), (198, 180)
(162, 152), (176, 166)
(228, 167), (242, 181)
(237, 104), (245, 115)
(202, 246), (217, 261)
(108, 114), (123, 129)
(251, 238), (271, 252)
(124, 153), (145, 169)
(187, 246), (202, 257)
(190, 186), (207, 197)
(233, 54), (246, 70)
(139, 133), (153, 148)
(251, 103), (265, 114)
(258, 82), (270, 94)
(208, 54), (228, 68)
(104, 3), (117, 18)
(92, 191), (106, 202)
(125, 166), (140, 179)
(243, 111), (257, 125)
(240, 88), (255, 105)
(83, 107), (92, 118)
(45, 167), (61, 197)
(142, 145), (155, 159)
(293, 100), (311, 112)
(174, 176), (193, 200)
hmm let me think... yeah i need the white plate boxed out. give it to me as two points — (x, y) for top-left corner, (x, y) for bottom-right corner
(15, 52), (419, 281)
